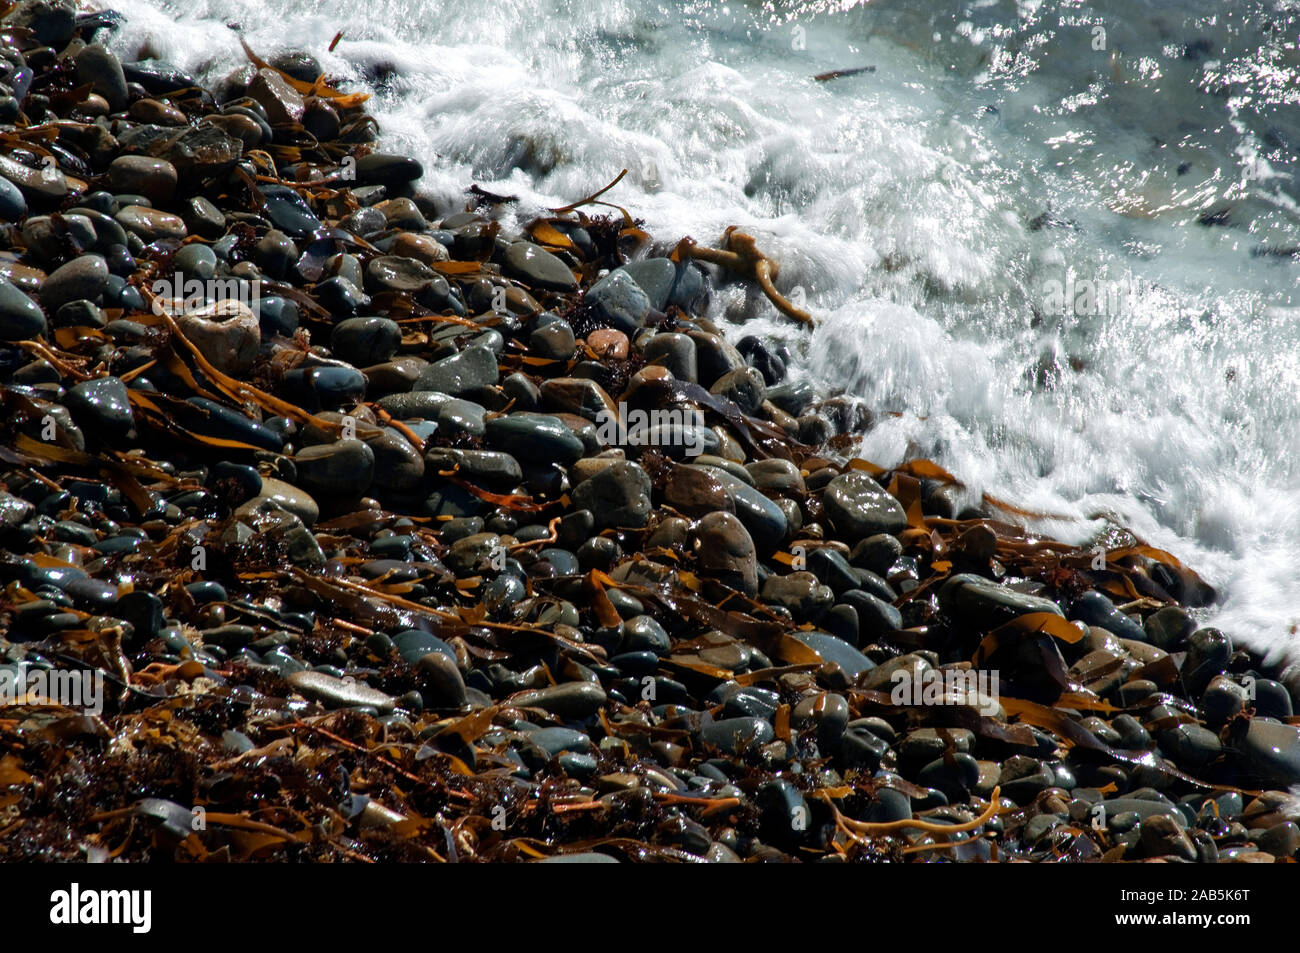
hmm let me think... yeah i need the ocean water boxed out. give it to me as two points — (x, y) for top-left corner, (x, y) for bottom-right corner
(105, 0), (1300, 659)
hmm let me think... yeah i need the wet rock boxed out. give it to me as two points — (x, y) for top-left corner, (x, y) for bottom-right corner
(293, 439), (376, 499)
(694, 511), (758, 595)
(414, 346), (498, 395)
(503, 241), (576, 291)
(73, 44), (128, 112)
(65, 376), (132, 440)
(821, 471), (907, 541)
(937, 573), (1065, 629)
(511, 682), (606, 719)
(586, 269), (650, 333)
(331, 316), (401, 366)
(39, 254), (108, 313)
(0, 276), (45, 340)
(175, 301), (260, 376)
(571, 461), (652, 529)
(287, 671), (395, 714)
(484, 412), (585, 465)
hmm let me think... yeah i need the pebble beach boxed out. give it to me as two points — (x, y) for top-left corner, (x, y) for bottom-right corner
(0, 0), (1299, 864)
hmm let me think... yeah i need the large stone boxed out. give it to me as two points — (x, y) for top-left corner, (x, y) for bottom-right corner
(0, 276), (46, 340)
(175, 301), (260, 376)
(415, 346), (498, 395)
(74, 43), (129, 111)
(821, 471), (907, 541)
(572, 461), (652, 529)
(503, 241), (576, 291)
(937, 573), (1064, 630)
(694, 511), (757, 595)
(294, 439), (376, 499)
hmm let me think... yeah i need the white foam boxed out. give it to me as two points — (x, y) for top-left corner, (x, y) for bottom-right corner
(105, 0), (1300, 657)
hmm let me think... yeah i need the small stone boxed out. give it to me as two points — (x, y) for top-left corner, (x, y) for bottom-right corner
(694, 511), (758, 595)
(331, 316), (401, 366)
(73, 43), (128, 112)
(511, 682), (606, 719)
(293, 439), (376, 499)
(65, 376), (133, 440)
(247, 68), (305, 124)
(585, 270), (650, 332)
(115, 205), (187, 242)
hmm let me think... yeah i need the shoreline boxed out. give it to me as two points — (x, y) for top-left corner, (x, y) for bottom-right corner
(0, 2), (1298, 863)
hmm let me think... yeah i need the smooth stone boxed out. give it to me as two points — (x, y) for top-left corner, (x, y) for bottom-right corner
(617, 258), (677, 310)
(1182, 627), (1232, 697)
(115, 205), (187, 242)
(1070, 590), (1147, 642)
(178, 397), (283, 452)
(355, 153), (423, 189)
(761, 571), (833, 619)
(484, 413), (586, 466)
(530, 320), (576, 360)
(698, 467), (787, 551)
(415, 346), (498, 395)
(0, 176), (26, 220)
(1240, 720), (1300, 787)
(665, 465), (734, 518)
(261, 184), (321, 237)
(331, 316), (400, 366)
(695, 511), (758, 595)
(511, 682), (606, 719)
(642, 332), (697, 382)
(710, 366), (766, 415)
(287, 671), (395, 714)
(586, 269), (650, 333)
(937, 573), (1065, 629)
(73, 43), (128, 111)
(107, 156), (177, 204)
(39, 255), (108, 313)
(503, 241), (576, 291)
(417, 651), (467, 708)
(235, 477), (319, 527)
(698, 717), (775, 755)
(539, 377), (616, 422)
(294, 439), (375, 499)
(0, 276), (46, 340)
(791, 631), (875, 679)
(571, 461), (652, 529)
(821, 471), (907, 541)
(64, 376), (133, 439)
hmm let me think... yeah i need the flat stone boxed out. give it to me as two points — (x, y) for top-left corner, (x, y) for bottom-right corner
(511, 682), (606, 718)
(415, 346), (498, 396)
(503, 241), (576, 291)
(288, 671), (395, 713)
(937, 573), (1065, 630)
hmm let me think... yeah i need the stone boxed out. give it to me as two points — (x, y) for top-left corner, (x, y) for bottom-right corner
(175, 301), (260, 376)
(1239, 720), (1300, 787)
(331, 317), (401, 366)
(287, 671), (395, 714)
(247, 68), (306, 124)
(694, 511), (758, 595)
(586, 270), (650, 333)
(0, 276), (46, 340)
(511, 682), (606, 719)
(115, 205), (187, 242)
(65, 377), (133, 440)
(484, 412), (586, 466)
(74, 43), (128, 111)
(39, 255), (108, 313)
(937, 573), (1065, 630)
(293, 439), (376, 499)
(503, 241), (576, 291)
(821, 471), (907, 541)
(107, 156), (177, 204)
(571, 461), (652, 529)
(235, 477), (319, 527)
(414, 346), (498, 395)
